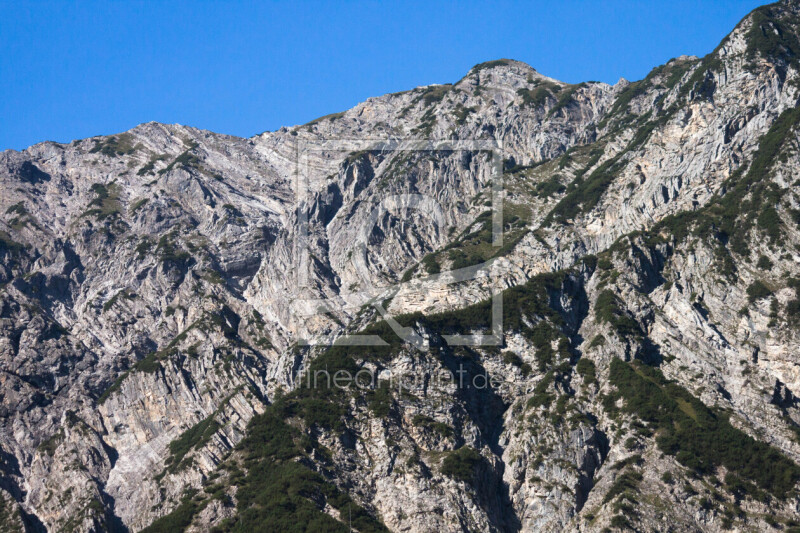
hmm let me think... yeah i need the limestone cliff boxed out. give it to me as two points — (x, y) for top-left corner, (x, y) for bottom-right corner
(3, 2), (800, 532)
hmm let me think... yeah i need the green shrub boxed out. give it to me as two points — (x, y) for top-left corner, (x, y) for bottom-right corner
(133, 352), (162, 373)
(441, 446), (482, 483)
(89, 134), (137, 157)
(97, 371), (130, 404)
(603, 469), (643, 504)
(757, 206), (782, 242)
(137, 161), (155, 176)
(411, 107), (437, 136)
(420, 84), (451, 107)
(411, 414), (454, 437)
(130, 198), (149, 214)
(159, 143), (201, 175)
(432, 208), (530, 272)
(366, 383), (392, 418)
(502, 351), (532, 375)
(756, 255), (774, 270)
(135, 238), (153, 258)
(610, 515), (632, 529)
(534, 175), (566, 198)
(421, 254), (440, 274)
(156, 233), (191, 265)
(576, 358), (597, 384)
(236, 404), (388, 533)
(611, 455), (643, 471)
(746, 281), (772, 303)
(140, 493), (201, 533)
(82, 182), (121, 220)
(166, 414), (222, 472)
(0, 490), (21, 532)
(296, 396), (346, 431)
(0, 230), (24, 253)
(597, 257), (613, 270)
(37, 430), (64, 457)
(141, 263), (583, 531)
(787, 299), (800, 322)
(469, 59), (510, 74)
(588, 334), (606, 348)
(449, 248), (484, 270)
(595, 290), (642, 339)
(547, 84), (585, 117)
(97, 344), (178, 404)
(5, 202), (26, 216)
(137, 154), (168, 176)
(102, 289), (134, 312)
(527, 371), (555, 409)
(204, 270), (224, 285)
(517, 86), (554, 108)
(400, 264), (419, 282)
(304, 111), (346, 127)
(454, 104), (476, 125)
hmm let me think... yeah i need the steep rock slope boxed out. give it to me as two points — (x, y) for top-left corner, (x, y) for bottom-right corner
(3, 2), (800, 532)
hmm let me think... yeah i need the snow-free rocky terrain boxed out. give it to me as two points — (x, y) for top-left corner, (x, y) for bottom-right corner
(5, 2), (800, 531)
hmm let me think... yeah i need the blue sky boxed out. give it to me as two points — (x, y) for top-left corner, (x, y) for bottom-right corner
(0, 0), (763, 151)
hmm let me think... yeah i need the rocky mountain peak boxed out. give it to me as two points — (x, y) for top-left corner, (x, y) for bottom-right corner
(4, 3), (800, 532)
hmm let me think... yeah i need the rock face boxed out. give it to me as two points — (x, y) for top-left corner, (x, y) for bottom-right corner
(4, 2), (800, 531)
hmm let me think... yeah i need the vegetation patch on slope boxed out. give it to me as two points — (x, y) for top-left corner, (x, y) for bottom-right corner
(89, 134), (138, 157)
(81, 183), (121, 220)
(606, 358), (800, 500)
(744, 4), (800, 71)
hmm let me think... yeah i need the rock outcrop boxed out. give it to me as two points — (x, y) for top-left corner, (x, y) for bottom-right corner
(3, 2), (800, 531)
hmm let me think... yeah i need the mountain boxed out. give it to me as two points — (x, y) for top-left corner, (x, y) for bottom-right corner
(3, 1), (800, 531)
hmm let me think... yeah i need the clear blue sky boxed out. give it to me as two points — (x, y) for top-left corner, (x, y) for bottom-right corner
(0, 0), (763, 151)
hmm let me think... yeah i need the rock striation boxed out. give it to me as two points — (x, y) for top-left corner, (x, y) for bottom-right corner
(3, 2), (800, 531)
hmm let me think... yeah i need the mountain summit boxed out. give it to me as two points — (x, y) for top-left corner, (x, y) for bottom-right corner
(3, 2), (800, 531)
